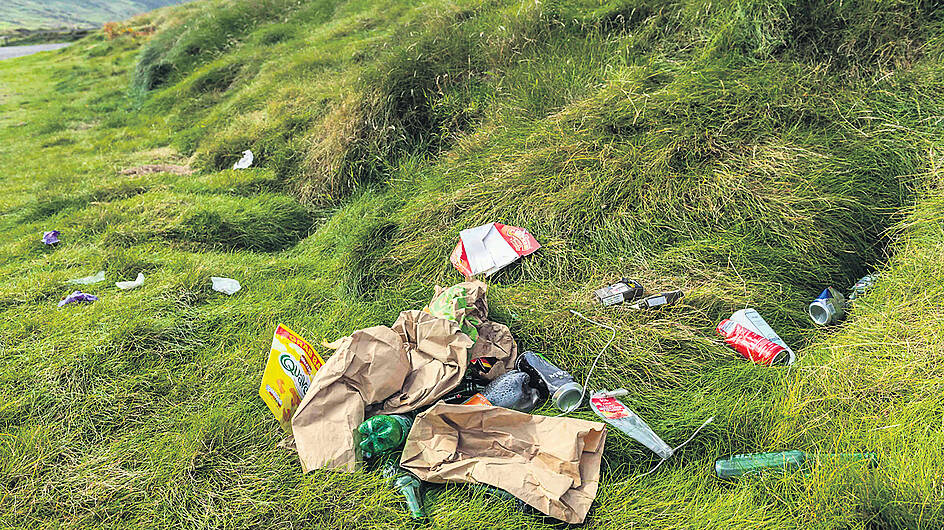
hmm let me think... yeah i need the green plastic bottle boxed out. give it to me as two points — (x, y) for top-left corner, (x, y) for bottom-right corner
(359, 414), (413, 458)
(382, 462), (426, 520)
(715, 451), (876, 479)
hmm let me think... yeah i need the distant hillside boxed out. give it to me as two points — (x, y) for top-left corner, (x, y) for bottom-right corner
(0, 0), (190, 30)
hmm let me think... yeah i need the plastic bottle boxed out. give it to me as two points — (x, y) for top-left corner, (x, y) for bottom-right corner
(589, 390), (673, 459)
(716, 319), (790, 365)
(382, 461), (426, 519)
(516, 351), (583, 412)
(715, 451), (876, 479)
(481, 370), (542, 412)
(359, 414), (413, 458)
(630, 290), (684, 310)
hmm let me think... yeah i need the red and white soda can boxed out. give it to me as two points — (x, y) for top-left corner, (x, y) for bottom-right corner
(716, 319), (789, 365)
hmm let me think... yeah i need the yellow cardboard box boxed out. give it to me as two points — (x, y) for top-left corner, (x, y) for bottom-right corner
(259, 323), (324, 432)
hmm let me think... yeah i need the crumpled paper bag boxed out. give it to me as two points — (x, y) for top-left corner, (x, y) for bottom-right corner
(291, 311), (472, 472)
(469, 321), (518, 380)
(380, 311), (472, 414)
(400, 403), (607, 524)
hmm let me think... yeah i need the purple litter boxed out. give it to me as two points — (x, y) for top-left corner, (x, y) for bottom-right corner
(43, 230), (60, 245)
(58, 291), (98, 307)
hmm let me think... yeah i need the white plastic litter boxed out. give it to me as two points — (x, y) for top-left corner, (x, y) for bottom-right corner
(67, 270), (105, 285)
(115, 272), (145, 290)
(211, 276), (241, 295)
(233, 150), (254, 170)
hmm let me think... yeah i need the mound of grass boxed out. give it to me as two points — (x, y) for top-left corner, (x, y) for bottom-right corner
(2, 0), (944, 528)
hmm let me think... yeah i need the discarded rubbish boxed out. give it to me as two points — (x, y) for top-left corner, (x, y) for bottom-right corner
(516, 351), (583, 412)
(210, 276), (241, 295)
(233, 149), (254, 170)
(461, 393), (492, 406)
(589, 389), (673, 459)
(442, 379), (486, 404)
(594, 279), (644, 306)
(382, 461), (426, 520)
(809, 287), (845, 325)
(400, 403), (606, 524)
(810, 274), (878, 325)
(115, 272), (145, 290)
(481, 370), (542, 412)
(58, 290), (98, 307)
(427, 282), (519, 382)
(67, 270), (105, 285)
(630, 290), (684, 310)
(715, 451), (876, 479)
(450, 223), (540, 277)
(729, 308), (795, 364)
(717, 319), (790, 365)
(291, 310), (472, 472)
(259, 324), (324, 432)
(42, 230), (60, 245)
(424, 284), (481, 340)
(848, 274), (877, 302)
(359, 414), (413, 458)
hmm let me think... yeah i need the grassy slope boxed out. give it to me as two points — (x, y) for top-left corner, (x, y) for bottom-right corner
(0, 0), (188, 30)
(1, 0), (943, 528)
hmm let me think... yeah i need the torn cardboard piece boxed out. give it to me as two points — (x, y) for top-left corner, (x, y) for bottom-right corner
(401, 403), (607, 524)
(291, 311), (473, 472)
(450, 223), (540, 277)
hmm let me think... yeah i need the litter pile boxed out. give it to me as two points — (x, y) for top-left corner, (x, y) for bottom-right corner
(43, 215), (880, 523)
(252, 227), (880, 523)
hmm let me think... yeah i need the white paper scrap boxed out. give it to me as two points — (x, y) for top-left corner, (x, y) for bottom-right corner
(67, 270), (105, 285)
(115, 272), (145, 290)
(211, 276), (241, 295)
(233, 150), (254, 170)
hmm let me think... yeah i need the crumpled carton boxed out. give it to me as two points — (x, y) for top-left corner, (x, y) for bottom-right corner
(400, 403), (607, 524)
(291, 310), (473, 472)
(450, 223), (540, 277)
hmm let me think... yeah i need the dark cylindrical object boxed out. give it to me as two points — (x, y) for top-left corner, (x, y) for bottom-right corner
(516, 351), (583, 412)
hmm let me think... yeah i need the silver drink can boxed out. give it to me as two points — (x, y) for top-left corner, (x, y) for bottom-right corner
(809, 287), (845, 325)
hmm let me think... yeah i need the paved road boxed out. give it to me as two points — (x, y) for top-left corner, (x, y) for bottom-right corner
(0, 43), (71, 61)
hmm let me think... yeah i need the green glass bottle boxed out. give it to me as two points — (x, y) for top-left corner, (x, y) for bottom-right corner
(358, 414), (413, 458)
(715, 451), (876, 479)
(382, 461), (426, 520)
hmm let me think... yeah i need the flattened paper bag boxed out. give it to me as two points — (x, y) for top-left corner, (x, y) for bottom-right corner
(400, 403), (607, 524)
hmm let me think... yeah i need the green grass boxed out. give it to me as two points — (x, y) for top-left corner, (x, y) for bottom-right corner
(1, 0), (944, 528)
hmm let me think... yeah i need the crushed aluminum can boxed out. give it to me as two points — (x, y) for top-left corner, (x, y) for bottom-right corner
(809, 287), (845, 326)
(594, 279), (644, 306)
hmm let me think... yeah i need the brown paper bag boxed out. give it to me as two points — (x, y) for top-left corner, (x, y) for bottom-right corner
(468, 321), (518, 380)
(291, 312), (472, 472)
(381, 311), (473, 414)
(400, 403), (607, 523)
